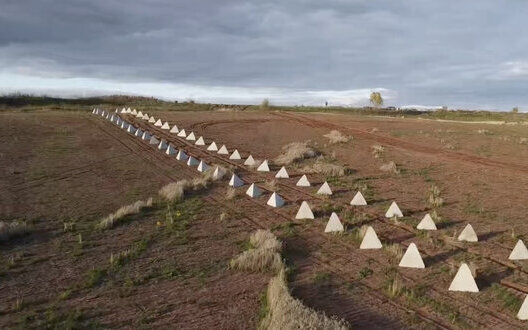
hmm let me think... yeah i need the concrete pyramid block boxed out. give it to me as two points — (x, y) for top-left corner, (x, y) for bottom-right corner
(132, 109), (138, 115)
(142, 131), (152, 141)
(296, 174), (311, 187)
(127, 107), (132, 113)
(457, 224), (478, 242)
(116, 118), (122, 126)
(154, 119), (163, 127)
(229, 149), (241, 160)
(121, 108), (126, 113)
(127, 125), (137, 134)
(509, 240), (528, 260)
(176, 150), (188, 161)
(169, 125), (179, 133)
(158, 139), (168, 150)
(92, 108), (96, 114)
(257, 160), (270, 172)
(360, 226), (382, 249)
(229, 174), (244, 187)
(317, 182), (333, 195)
(195, 136), (205, 146)
(166, 144), (177, 155)
(137, 111), (143, 118)
(135, 128), (143, 137)
(267, 192), (285, 208)
(142, 113), (150, 120)
(161, 122), (170, 130)
(186, 132), (196, 141)
(120, 121), (128, 129)
(385, 201), (403, 218)
(148, 116), (156, 123)
(115, 108), (118, 113)
(197, 160), (209, 172)
(448, 263), (479, 292)
(218, 145), (229, 155)
(246, 183), (262, 198)
(325, 212), (344, 233)
(275, 166), (289, 179)
(350, 191), (367, 206)
(110, 114), (115, 122)
(177, 129), (187, 137)
(517, 295), (528, 320)
(417, 214), (437, 231)
(295, 201), (314, 220)
(244, 155), (256, 166)
(212, 166), (225, 180)
(399, 243), (425, 268)
(187, 156), (199, 166)
(207, 142), (218, 151)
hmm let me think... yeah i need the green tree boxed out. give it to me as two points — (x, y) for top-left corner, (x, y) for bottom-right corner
(512, 107), (519, 113)
(369, 92), (383, 107)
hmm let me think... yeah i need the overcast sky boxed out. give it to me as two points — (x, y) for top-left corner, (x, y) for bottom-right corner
(1, 0), (528, 110)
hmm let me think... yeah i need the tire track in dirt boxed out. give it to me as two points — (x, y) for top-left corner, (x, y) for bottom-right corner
(272, 112), (528, 174)
(117, 114), (525, 328)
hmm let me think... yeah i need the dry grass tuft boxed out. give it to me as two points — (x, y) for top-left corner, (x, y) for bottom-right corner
(230, 230), (283, 273)
(225, 187), (237, 200)
(98, 198), (153, 230)
(0, 221), (29, 241)
(159, 180), (191, 201)
(323, 130), (349, 144)
(371, 144), (385, 158)
(384, 243), (403, 259)
(264, 179), (278, 191)
(427, 185), (443, 208)
(302, 157), (345, 177)
(274, 142), (319, 166)
(380, 161), (399, 174)
(260, 268), (348, 330)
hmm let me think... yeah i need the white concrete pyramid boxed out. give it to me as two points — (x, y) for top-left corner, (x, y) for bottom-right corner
(120, 108), (126, 113)
(325, 212), (344, 233)
(385, 201), (403, 218)
(417, 214), (437, 231)
(127, 107), (132, 113)
(132, 109), (138, 115)
(187, 156), (199, 166)
(127, 125), (137, 134)
(295, 201), (314, 220)
(177, 129), (187, 137)
(110, 114), (115, 122)
(186, 132), (196, 141)
(149, 136), (160, 145)
(257, 160), (270, 172)
(115, 108), (118, 113)
(275, 166), (289, 179)
(154, 119), (163, 127)
(148, 116), (156, 123)
(92, 108), (96, 114)
(176, 150), (188, 161)
(317, 182), (333, 195)
(267, 192), (285, 208)
(246, 183), (262, 198)
(170, 125), (179, 133)
(195, 136), (205, 146)
(136, 111), (143, 118)
(399, 243), (425, 269)
(197, 160), (209, 172)
(457, 224), (478, 242)
(158, 140), (168, 150)
(116, 118), (122, 126)
(229, 174), (244, 187)
(509, 240), (528, 260)
(207, 141), (218, 151)
(105, 113), (110, 119)
(244, 155), (256, 166)
(448, 263), (479, 292)
(212, 167), (224, 180)
(350, 191), (367, 206)
(134, 128), (143, 137)
(296, 174), (311, 187)
(229, 149), (241, 160)
(142, 131), (152, 140)
(166, 144), (177, 155)
(517, 295), (528, 320)
(142, 113), (149, 120)
(120, 121), (128, 129)
(360, 226), (382, 249)
(161, 122), (170, 130)
(218, 145), (229, 155)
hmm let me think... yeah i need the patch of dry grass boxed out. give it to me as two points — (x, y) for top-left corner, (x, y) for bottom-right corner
(302, 157), (345, 176)
(98, 198), (153, 230)
(264, 179), (278, 191)
(323, 130), (349, 144)
(380, 161), (399, 174)
(371, 144), (385, 158)
(384, 243), (403, 259)
(0, 221), (29, 241)
(230, 230), (283, 273)
(260, 268), (348, 330)
(274, 142), (319, 166)
(225, 187), (237, 200)
(159, 165), (229, 201)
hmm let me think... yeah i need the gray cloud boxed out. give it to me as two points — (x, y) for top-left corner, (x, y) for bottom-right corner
(1, 0), (528, 109)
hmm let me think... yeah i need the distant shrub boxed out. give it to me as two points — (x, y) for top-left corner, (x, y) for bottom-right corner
(260, 99), (270, 111)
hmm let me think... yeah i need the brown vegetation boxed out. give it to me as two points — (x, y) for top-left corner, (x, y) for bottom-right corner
(274, 142), (318, 166)
(0, 221), (29, 241)
(98, 198), (153, 229)
(323, 130), (349, 144)
(302, 157), (345, 176)
(230, 230), (283, 273)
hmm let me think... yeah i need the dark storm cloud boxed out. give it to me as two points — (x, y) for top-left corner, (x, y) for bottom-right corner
(1, 0), (528, 109)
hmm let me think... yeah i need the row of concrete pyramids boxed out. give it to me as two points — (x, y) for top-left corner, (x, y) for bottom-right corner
(97, 108), (528, 317)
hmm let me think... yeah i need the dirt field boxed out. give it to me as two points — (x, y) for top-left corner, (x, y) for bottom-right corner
(2, 107), (528, 328)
